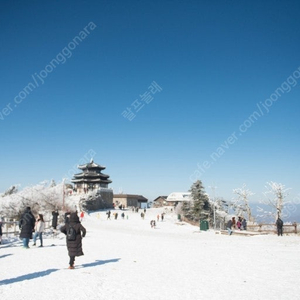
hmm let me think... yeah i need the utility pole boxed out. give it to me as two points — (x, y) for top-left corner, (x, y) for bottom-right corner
(209, 184), (217, 230)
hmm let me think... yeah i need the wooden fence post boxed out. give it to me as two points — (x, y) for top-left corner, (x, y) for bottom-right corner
(13, 219), (16, 235)
(5, 218), (9, 237)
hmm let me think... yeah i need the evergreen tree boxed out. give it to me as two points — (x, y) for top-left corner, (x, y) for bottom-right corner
(189, 180), (211, 222)
(181, 200), (193, 220)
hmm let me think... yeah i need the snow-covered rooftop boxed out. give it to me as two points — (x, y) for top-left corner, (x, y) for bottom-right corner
(166, 192), (191, 202)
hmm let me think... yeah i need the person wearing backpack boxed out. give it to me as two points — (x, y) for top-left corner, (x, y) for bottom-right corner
(60, 212), (86, 269)
(276, 217), (283, 236)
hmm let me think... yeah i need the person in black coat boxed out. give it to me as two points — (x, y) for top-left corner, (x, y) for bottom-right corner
(60, 212), (86, 269)
(19, 207), (35, 248)
(276, 217), (283, 236)
(52, 210), (59, 229)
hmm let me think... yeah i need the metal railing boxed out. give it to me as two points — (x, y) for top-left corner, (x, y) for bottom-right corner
(1, 219), (52, 237)
(247, 223), (298, 234)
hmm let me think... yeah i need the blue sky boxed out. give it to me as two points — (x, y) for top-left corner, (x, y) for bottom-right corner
(0, 0), (299, 205)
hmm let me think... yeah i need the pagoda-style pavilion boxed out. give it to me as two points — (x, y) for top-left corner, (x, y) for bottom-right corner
(71, 160), (112, 193)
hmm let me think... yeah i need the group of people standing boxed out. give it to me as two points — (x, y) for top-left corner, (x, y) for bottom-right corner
(227, 216), (247, 235)
(18, 206), (86, 269)
(19, 208), (52, 248)
(19, 207), (41, 248)
(226, 215), (285, 236)
(157, 213), (165, 222)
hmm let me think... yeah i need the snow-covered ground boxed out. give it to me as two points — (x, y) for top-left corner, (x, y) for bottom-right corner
(0, 208), (299, 300)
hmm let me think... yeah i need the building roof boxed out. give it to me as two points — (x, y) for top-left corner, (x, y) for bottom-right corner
(71, 178), (112, 184)
(72, 159), (112, 185)
(166, 192), (191, 202)
(73, 172), (110, 178)
(78, 159), (106, 170)
(153, 196), (168, 202)
(113, 194), (148, 202)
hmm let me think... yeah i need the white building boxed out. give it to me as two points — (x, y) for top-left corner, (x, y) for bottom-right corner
(166, 192), (192, 206)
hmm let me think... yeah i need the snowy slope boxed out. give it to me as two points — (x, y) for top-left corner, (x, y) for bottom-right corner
(0, 208), (299, 300)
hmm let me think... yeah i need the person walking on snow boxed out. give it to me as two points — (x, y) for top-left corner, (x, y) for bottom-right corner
(33, 214), (45, 247)
(106, 210), (111, 220)
(60, 212), (86, 269)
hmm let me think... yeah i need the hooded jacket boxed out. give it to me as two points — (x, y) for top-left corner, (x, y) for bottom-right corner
(60, 212), (86, 257)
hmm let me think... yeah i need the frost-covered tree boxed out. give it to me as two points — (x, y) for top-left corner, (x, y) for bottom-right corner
(211, 197), (230, 229)
(232, 184), (254, 222)
(0, 181), (72, 220)
(258, 181), (290, 221)
(188, 180), (211, 222)
(1, 185), (19, 197)
(50, 179), (56, 187)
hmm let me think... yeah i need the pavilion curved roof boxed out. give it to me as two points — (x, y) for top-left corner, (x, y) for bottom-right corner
(71, 178), (112, 184)
(78, 160), (105, 170)
(71, 159), (112, 185)
(73, 172), (110, 178)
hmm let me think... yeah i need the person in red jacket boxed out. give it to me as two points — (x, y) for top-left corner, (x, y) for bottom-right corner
(80, 211), (84, 221)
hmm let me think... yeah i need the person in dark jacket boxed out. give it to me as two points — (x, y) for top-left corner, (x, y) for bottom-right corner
(52, 210), (59, 229)
(19, 207), (35, 248)
(242, 218), (247, 230)
(60, 212), (86, 269)
(276, 217), (283, 236)
(227, 219), (233, 235)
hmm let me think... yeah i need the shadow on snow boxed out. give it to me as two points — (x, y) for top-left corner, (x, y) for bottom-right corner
(0, 268), (59, 286)
(0, 254), (13, 259)
(79, 258), (121, 269)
